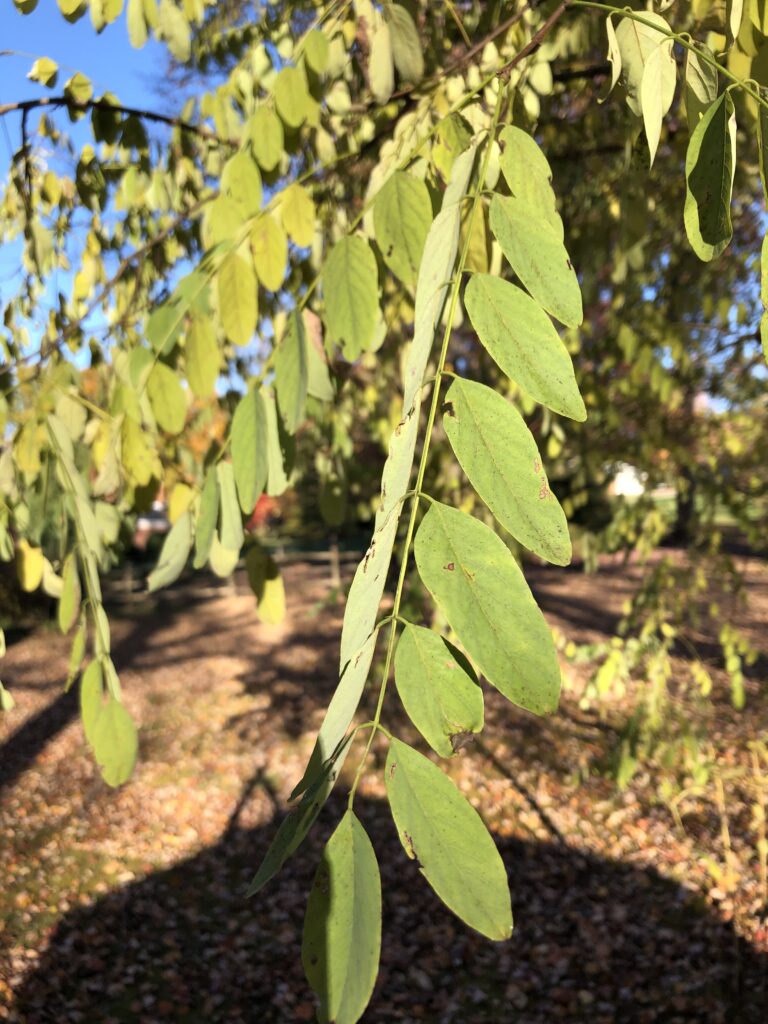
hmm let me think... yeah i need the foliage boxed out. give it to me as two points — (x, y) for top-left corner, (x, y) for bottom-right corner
(2, 0), (767, 1017)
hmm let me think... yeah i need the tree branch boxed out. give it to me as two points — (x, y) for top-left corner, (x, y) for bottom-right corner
(497, 0), (573, 82)
(0, 95), (236, 148)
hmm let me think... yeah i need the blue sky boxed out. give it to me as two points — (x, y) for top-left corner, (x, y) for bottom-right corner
(1, 2), (164, 109)
(0, 3), (175, 344)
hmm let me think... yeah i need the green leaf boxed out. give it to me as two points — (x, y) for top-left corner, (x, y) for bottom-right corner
(55, 392), (87, 440)
(414, 502), (561, 715)
(403, 144), (476, 410)
(443, 378), (571, 565)
(684, 46), (718, 130)
(395, 625), (483, 758)
(274, 311), (308, 433)
(193, 468), (219, 569)
(433, 113), (472, 182)
(90, 692), (138, 787)
(387, 3), (424, 83)
(465, 274), (585, 421)
(230, 389), (268, 513)
(640, 38), (676, 166)
(339, 407), (419, 668)
(489, 194), (582, 328)
(279, 183), (315, 248)
(304, 29), (330, 74)
(249, 107), (284, 172)
(369, 15), (395, 103)
(80, 660), (138, 787)
(80, 660), (103, 746)
(683, 91), (736, 262)
(218, 251), (258, 347)
(323, 236), (379, 359)
(385, 738), (512, 940)
(185, 316), (220, 397)
(498, 126), (561, 238)
(16, 539), (43, 592)
(303, 811), (381, 1024)
(263, 387), (292, 496)
(208, 532), (239, 577)
(147, 362), (186, 434)
(306, 323), (335, 401)
(250, 214), (287, 292)
(28, 57), (59, 87)
(339, 149), (475, 671)
(217, 461), (244, 553)
(247, 738), (351, 895)
(291, 631), (376, 801)
(602, 14), (622, 102)
(758, 89), (768, 203)
(67, 618), (86, 688)
(245, 545), (285, 624)
(221, 150), (262, 217)
(145, 271), (208, 355)
(147, 512), (192, 592)
(614, 11), (671, 117)
(64, 72), (93, 105)
(374, 172), (433, 286)
(58, 552), (81, 634)
(127, 0), (148, 47)
(158, 0), (190, 61)
(274, 65), (310, 128)
(727, 0), (744, 42)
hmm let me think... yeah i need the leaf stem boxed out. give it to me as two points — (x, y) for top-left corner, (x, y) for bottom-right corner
(347, 84), (507, 807)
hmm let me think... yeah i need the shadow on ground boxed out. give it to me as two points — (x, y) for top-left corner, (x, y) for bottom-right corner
(11, 786), (767, 1024)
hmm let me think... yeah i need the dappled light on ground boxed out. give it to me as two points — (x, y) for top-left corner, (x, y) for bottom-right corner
(1, 561), (766, 1022)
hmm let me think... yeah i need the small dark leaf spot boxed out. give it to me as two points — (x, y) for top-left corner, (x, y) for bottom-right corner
(389, 761), (397, 779)
(450, 731), (475, 753)
(445, 562), (455, 571)
(310, 955), (319, 967)
(363, 540), (376, 571)
(403, 831), (416, 859)
(566, 259), (573, 270)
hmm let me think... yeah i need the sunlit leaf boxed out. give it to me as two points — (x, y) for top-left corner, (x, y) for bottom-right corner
(385, 738), (512, 940)
(489, 195), (582, 328)
(465, 274), (585, 421)
(323, 236), (380, 359)
(414, 502), (561, 714)
(374, 172), (433, 286)
(684, 91), (736, 261)
(303, 811), (381, 1024)
(230, 389), (268, 513)
(395, 624), (483, 757)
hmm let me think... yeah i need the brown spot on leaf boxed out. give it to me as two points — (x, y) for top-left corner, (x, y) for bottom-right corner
(539, 482), (550, 500)
(389, 762), (397, 779)
(450, 731), (475, 753)
(445, 562), (455, 571)
(534, 457), (541, 473)
(403, 831), (416, 859)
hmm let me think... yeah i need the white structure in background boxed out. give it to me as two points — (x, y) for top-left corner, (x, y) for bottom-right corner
(610, 462), (647, 498)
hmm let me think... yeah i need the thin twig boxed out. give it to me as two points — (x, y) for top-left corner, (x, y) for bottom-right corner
(0, 95), (236, 148)
(497, 0), (573, 82)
